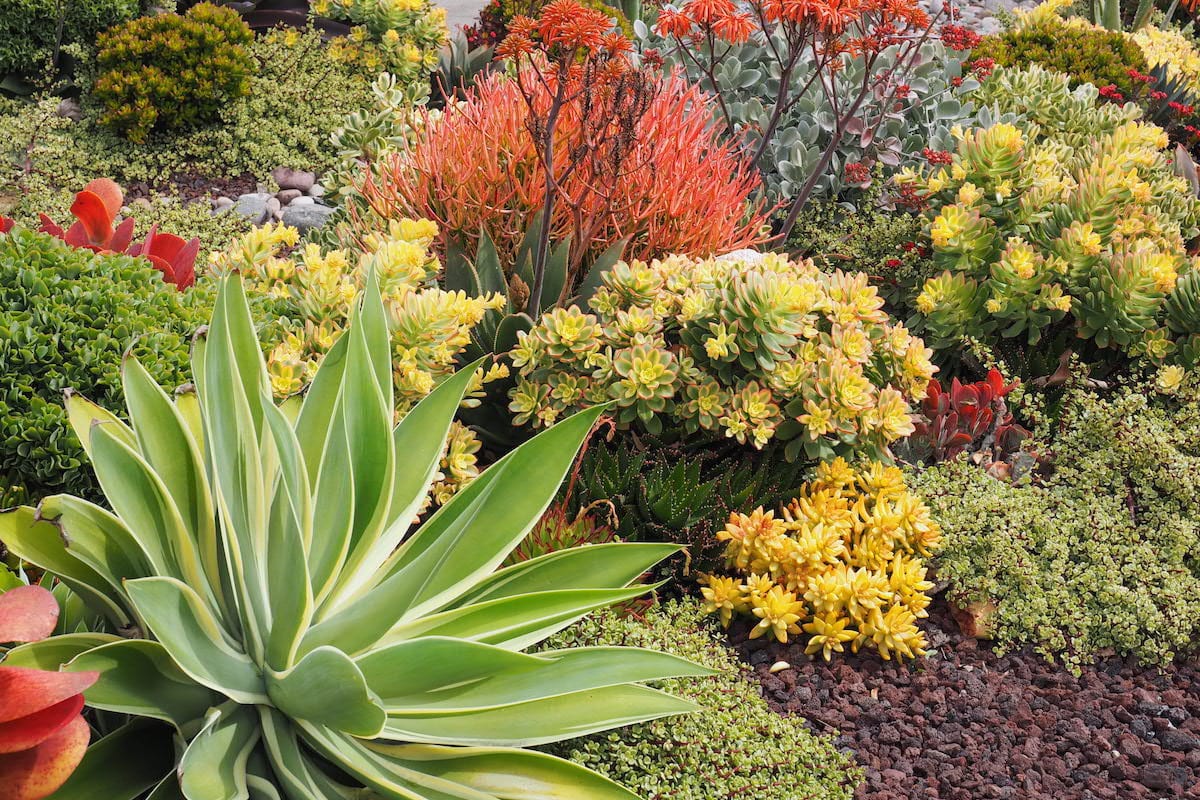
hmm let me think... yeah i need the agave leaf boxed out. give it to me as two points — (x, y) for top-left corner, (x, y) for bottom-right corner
(359, 640), (712, 714)
(66, 640), (218, 731)
(366, 745), (642, 800)
(447, 543), (677, 606)
(122, 358), (218, 596)
(383, 585), (657, 651)
(257, 708), (361, 800)
(259, 395), (314, 671)
(302, 407), (605, 656)
(45, 719), (175, 800)
(0, 507), (130, 627)
(308, 280), (395, 609)
(2, 634), (120, 671)
(90, 421), (216, 619)
(380, 684), (696, 747)
(178, 705), (260, 800)
(124, 577), (267, 705)
(266, 647), (385, 738)
(63, 390), (136, 458)
(37, 495), (153, 599)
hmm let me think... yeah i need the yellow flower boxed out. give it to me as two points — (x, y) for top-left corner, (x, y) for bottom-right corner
(956, 182), (982, 206)
(700, 574), (749, 628)
(1156, 364), (1185, 394)
(749, 585), (806, 643)
(804, 613), (858, 661)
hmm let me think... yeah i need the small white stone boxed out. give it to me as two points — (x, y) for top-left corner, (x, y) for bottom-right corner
(769, 660), (791, 674)
(290, 196), (316, 206)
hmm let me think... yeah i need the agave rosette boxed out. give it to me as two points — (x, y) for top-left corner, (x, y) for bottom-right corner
(0, 271), (708, 799)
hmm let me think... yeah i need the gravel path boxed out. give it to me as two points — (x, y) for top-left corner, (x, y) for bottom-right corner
(733, 599), (1200, 800)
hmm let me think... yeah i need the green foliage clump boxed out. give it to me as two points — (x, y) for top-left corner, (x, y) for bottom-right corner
(0, 28), (374, 219)
(0, 227), (213, 502)
(913, 382), (1200, 670)
(93, 2), (255, 142)
(969, 17), (1149, 98)
(0, 0), (138, 84)
(542, 599), (862, 800)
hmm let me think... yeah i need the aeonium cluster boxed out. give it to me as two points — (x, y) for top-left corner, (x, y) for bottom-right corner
(896, 113), (1200, 364)
(212, 219), (508, 506)
(700, 458), (942, 662)
(507, 252), (935, 462)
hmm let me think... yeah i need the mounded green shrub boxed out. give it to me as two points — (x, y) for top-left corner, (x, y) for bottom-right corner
(543, 600), (862, 800)
(0, 0), (138, 84)
(913, 382), (1200, 670)
(0, 227), (213, 502)
(969, 18), (1149, 98)
(93, 2), (255, 142)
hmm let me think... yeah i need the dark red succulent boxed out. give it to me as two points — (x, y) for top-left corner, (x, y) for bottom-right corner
(912, 369), (1028, 464)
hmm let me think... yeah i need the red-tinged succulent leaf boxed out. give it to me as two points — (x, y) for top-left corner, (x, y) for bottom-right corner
(0, 714), (91, 800)
(109, 216), (136, 254)
(80, 179), (124, 219)
(68, 190), (116, 247)
(0, 668), (98, 724)
(0, 586), (59, 643)
(0, 217), (12, 233)
(144, 255), (178, 285)
(0, 696), (85, 754)
(37, 214), (65, 239)
(171, 238), (200, 290)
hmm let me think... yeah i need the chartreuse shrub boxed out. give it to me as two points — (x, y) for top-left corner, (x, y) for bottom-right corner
(543, 600), (863, 800)
(701, 459), (942, 662)
(0, 227), (213, 503)
(0, 269), (710, 798)
(1132, 24), (1200, 95)
(914, 380), (1200, 670)
(0, 27), (374, 208)
(969, 4), (1149, 97)
(508, 252), (936, 462)
(895, 71), (1200, 367)
(0, 0), (137, 85)
(222, 219), (507, 506)
(93, 2), (255, 142)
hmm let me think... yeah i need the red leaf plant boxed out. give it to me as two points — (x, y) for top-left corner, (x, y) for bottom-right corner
(36, 179), (200, 290)
(911, 369), (1029, 467)
(353, 69), (768, 298)
(0, 218), (12, 234)
(0, 585), (98, 800)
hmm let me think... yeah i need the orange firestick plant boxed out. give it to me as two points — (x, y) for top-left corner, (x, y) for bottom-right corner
(355, 0), (767, 311)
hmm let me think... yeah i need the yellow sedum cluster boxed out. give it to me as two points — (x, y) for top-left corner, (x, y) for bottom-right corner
(1132, 26), (1200, 96)
(314, 0), (446, 84)
(211, 219), (507, 505)
(509, 253), (934, 463)
(897, 114), (1200, 357)
(700, 459), (941, 662)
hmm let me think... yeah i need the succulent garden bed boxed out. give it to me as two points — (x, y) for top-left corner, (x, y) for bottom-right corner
(3, 0), (1200, 798)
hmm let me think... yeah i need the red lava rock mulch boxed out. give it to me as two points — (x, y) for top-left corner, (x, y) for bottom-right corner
(731, 599), (1200, 800)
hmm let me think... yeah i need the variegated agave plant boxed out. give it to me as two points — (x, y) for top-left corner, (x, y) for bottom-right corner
(0, 273), (708, 799)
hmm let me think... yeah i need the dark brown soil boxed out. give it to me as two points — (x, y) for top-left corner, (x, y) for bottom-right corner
(731, 599), (1200, 800)
(123, 172), (260, 204)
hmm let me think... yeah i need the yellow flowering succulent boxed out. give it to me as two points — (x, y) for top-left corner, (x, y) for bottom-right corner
(703, 459), (941, 662)
(509, 253), (933, 461)
(907, 105), (1200, 360)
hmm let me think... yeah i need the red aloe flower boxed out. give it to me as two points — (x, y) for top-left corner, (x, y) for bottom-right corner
(39, 178), (135, 254)
(128, 224), (201, 290)
(0, 585), (98, 800)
